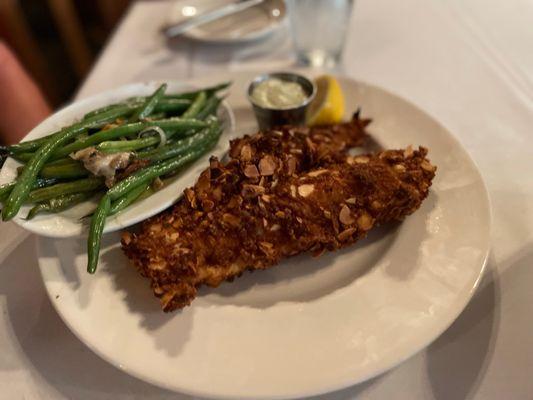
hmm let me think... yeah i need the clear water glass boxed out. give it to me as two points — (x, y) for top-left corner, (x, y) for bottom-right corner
(287, 0), (354, 68)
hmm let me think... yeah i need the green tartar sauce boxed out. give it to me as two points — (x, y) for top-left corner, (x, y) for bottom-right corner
(251, 78), (307, 109)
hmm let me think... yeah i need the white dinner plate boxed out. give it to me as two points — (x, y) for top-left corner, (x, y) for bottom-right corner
(0, 81), (235, 238)
(37, 74), (491, 399)
(168, 0), (286, 44)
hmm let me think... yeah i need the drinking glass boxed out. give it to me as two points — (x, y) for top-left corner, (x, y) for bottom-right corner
(287, 0), (354, 68)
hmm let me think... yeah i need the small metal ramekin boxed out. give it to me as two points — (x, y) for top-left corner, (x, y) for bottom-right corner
(247, 72), (316, 131)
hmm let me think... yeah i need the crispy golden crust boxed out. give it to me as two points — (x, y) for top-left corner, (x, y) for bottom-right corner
(122, 118), (436, 311)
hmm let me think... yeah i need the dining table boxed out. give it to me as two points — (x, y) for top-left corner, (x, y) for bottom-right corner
(1, 0), (532, 399)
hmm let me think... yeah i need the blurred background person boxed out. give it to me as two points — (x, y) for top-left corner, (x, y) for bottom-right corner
(0, 0), (130, 145)
(0, 41), (51, 144)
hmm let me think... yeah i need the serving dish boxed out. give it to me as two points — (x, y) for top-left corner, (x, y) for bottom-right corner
(36, 73), (490, 399)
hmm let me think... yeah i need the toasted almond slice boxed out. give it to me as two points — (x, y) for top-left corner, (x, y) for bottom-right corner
(240, 144), (253, 161)
(244, 164), (260, 178)
(357, 212), (374, 231)
(339, 205), (355, 225)
(394, 164), (406, 172)
(259, 156), (277, 176)
(298, 184), (315, 197)
(354, 156), (370, 164)
(421, 160), (436, 172)
(308, 169), (328, 177)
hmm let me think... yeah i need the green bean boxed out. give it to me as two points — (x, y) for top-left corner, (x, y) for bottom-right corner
(8, 152), (33, 162)
(39, 162), (89, 179)
(87, 194), (111, 274)
(196, 96), (223, 120)
(27, 177), (104, 204)
(83, 98), (191, 120)
(182, 91), (207, 119)
(97, 136), (159, 153)
(9, 153), (77, 165)
(46, 157), (78, 167)
(52, 118), (207, 159)
(165, 82), (231, 100)
(107, 142), (213, 200)
(0, 178), (59, 203)
(0, 182), (14, 200)
(1, 106), (131, 220)
(134, 184), (155, 202)
(26, 191), (96, 220)
(153, 99), (190, 114)
(97, 115), (214, 153)
(146, 112), (166, 120)
(0, 182), (16, 204)
(83, 103), (124, 120)
(130, 83), (167, 121)
(6, 134), (62, 155)
(138, 121), (221, 163)
(109, 182), (151, 215)
(54, 122), (143, 158)
(6, 105), (134, 154)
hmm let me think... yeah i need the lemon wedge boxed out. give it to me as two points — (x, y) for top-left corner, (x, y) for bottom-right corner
(306, 75), (345, 126)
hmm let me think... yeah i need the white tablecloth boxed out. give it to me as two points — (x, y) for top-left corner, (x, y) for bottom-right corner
(1, 0), (533, 398)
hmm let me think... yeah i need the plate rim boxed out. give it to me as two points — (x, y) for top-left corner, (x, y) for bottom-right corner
(37, 75), (492, 399)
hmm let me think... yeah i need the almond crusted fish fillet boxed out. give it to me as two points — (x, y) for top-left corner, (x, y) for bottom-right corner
(122, 119), (436, 311)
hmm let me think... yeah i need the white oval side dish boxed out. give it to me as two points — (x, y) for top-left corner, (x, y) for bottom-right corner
(0, 81), (235, 238)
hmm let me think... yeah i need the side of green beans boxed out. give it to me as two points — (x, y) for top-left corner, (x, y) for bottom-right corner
(130, 83), (167, 121)
(87, 194), (111, 274)
(39, 162), (89, 179)
(26, 191), (96, 220)
(27, 177), (104, 203)
(109, 182), (150, 215)
(182, 91), (207, 119)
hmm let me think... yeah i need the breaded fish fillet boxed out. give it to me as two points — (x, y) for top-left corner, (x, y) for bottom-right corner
(122, 119), (436, 311)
